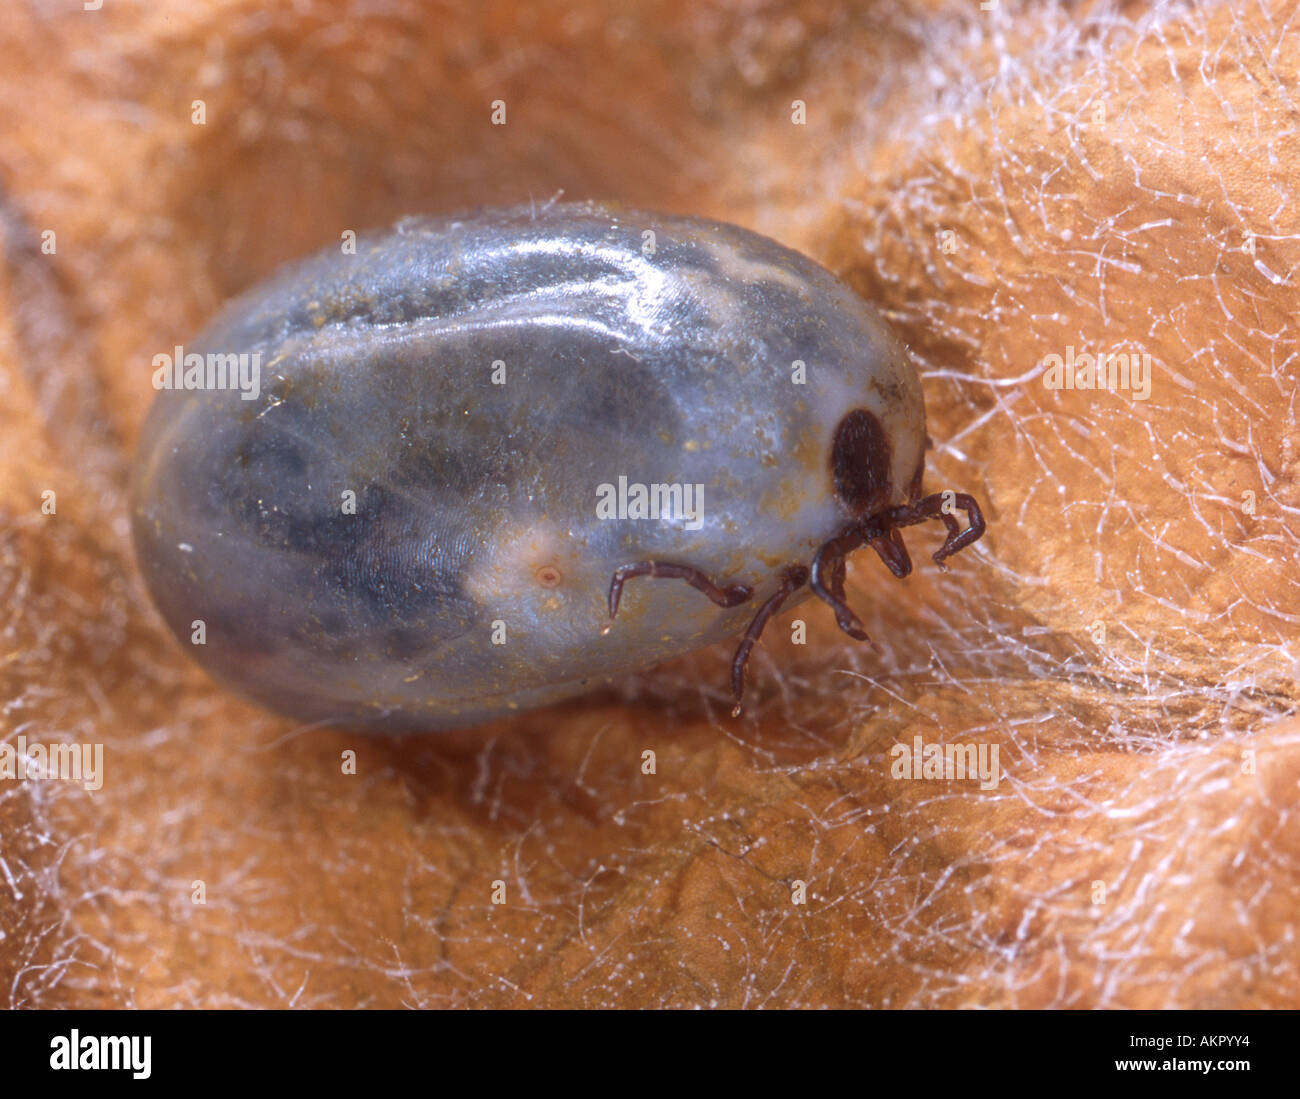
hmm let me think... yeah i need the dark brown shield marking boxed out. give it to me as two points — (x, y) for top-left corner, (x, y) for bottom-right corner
(830, 408), (892, 518)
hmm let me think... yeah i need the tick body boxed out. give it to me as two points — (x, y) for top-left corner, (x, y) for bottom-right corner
(132, 201), (984, 731)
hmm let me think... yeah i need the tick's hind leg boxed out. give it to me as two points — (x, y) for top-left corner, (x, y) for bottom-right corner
(886, 492), (986, 567)
(604, 560), (753, 632)
(730, 564), (810, 717)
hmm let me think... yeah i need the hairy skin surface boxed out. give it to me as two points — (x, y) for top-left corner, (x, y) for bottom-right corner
(1, 0), (1297, 1007)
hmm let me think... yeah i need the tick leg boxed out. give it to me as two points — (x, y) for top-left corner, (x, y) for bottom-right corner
(867, 526), (913, 579)
(831, 556), (846, 598)
(810, 529), (875, 643)
(886, 492), (986, 567)
(604, 560), (753, 630)
(730, 564), (810, 718)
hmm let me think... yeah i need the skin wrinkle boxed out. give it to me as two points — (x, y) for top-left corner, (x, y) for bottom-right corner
(0, 0), (1298, 1008)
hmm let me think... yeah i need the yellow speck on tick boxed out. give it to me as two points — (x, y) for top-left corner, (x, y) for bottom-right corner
(683, 439), (699, 451)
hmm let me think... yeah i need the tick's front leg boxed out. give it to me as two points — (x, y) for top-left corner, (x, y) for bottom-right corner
(886, 492), (986, 567)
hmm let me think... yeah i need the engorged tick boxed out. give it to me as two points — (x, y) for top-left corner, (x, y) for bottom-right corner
(131, 201), (986, 731)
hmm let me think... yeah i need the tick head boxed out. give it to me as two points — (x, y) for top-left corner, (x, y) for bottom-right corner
(825, 406), (918, 580)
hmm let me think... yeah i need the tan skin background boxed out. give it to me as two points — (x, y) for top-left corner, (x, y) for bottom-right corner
(1, 0), (1297, 1008)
